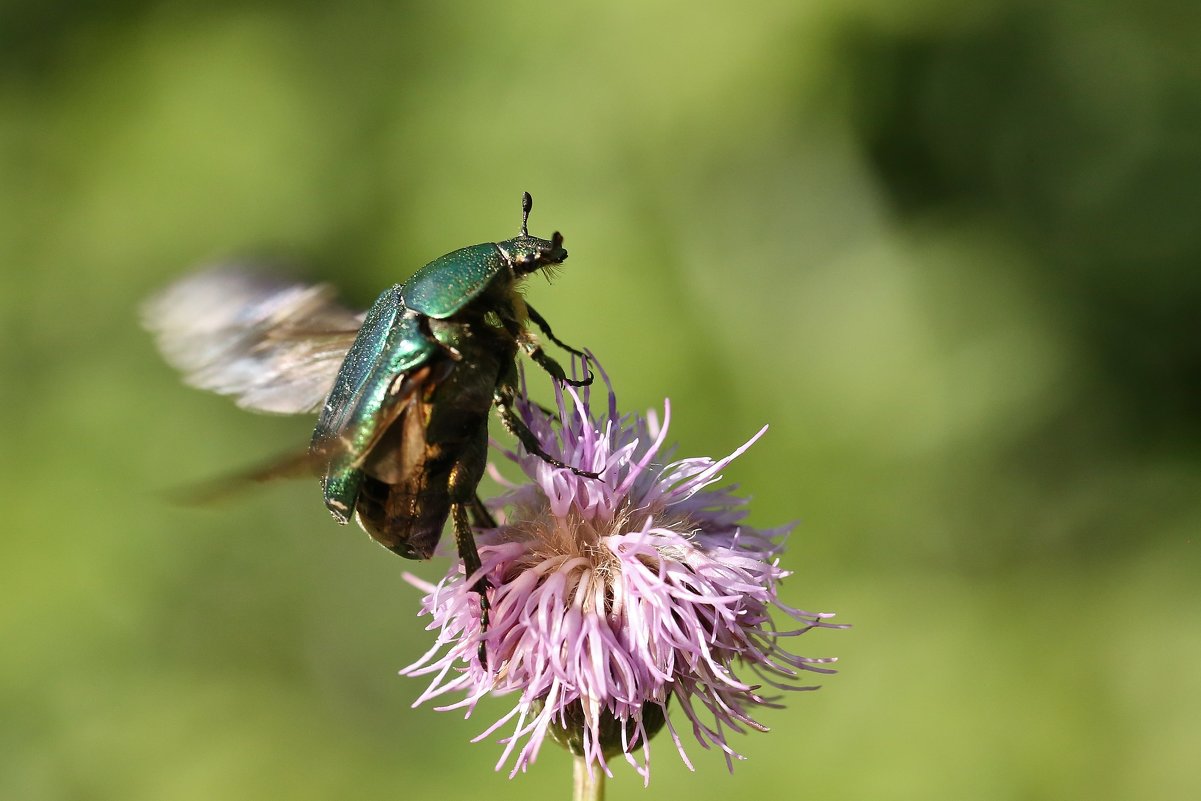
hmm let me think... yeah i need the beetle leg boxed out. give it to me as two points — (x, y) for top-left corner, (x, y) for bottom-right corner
(524, 303), (593, 386)
(498, 394), (557, 421)
(417, 313), (461, 362)
(469, 494), (497, 529)
(530, 401), (557, 418)
(449, 449), (492, 668)
(523, 342), (593, 388)
(450, 502), (490, 668)
(525, 303), (585, 357)
(494, 386), (602, 480)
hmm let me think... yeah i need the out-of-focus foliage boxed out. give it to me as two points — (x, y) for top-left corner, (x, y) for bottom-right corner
(2, 1), (1198, 799)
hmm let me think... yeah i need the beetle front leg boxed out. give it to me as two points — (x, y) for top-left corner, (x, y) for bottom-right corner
(523, 342), (593, 388)
(526, 303), (587, 358)
(524, 303), (593, 387)
(494, 386), (602, 479)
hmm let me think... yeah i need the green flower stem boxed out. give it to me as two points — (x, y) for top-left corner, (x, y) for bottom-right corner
(572, 754), (605, 801)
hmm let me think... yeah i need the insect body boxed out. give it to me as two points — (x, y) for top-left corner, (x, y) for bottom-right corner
(145, 194), (595, 635)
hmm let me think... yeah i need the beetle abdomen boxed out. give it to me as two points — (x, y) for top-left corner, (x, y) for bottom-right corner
(356, 472), (451, 559)
(353, 374), (493, 559)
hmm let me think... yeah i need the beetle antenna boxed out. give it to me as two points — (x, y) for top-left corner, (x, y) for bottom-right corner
(520, 192), (533, 237)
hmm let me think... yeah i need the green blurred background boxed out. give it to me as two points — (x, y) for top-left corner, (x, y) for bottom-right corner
(3, 1), (1199, 799)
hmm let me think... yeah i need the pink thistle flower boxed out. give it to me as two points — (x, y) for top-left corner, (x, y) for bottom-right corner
(400, 360), (843, 782)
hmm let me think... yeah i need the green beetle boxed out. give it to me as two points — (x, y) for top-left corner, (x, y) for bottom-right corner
(310, 194), (595, 571)
(145, 194), (595, 647)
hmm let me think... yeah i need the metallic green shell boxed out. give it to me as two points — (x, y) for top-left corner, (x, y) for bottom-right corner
(311, 285), (438, 522)
(401, 243), (506, 319)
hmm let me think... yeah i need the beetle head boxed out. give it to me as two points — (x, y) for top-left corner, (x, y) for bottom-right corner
(497, 192), (568, 275)
(499, 231), (568, 275)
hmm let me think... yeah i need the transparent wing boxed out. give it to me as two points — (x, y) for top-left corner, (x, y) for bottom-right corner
(143, 265), (364, 414)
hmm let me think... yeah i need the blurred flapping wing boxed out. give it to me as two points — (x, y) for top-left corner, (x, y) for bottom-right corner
(143, 265), (364, 414)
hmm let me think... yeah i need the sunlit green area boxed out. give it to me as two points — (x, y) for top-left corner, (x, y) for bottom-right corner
(3, 1), (1199, 799)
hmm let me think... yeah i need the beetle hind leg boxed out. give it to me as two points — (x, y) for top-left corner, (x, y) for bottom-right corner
(469, 494), (497, 529)
(448, 446), (493, 669)
(451, 502), (491, 669)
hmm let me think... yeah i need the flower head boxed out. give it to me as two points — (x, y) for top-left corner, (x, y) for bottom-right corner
(401, 360), (842, 782)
